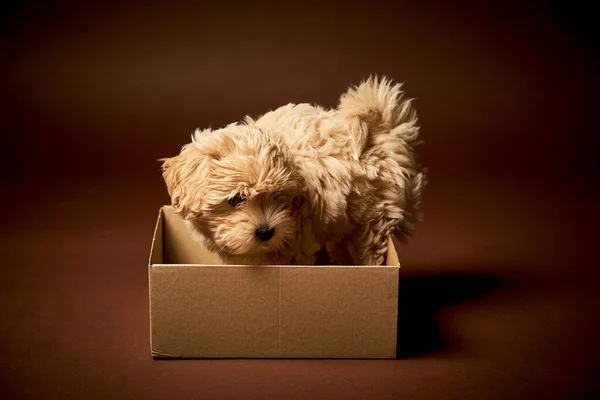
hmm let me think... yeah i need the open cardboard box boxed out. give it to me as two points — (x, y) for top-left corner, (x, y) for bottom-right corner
(148, 206), (400, 359)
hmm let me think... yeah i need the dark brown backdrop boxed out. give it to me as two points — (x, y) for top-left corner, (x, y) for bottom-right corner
(1, 1), (599, 399)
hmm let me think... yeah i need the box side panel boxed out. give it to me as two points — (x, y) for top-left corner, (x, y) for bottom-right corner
(386, 236), (400, 266)
(162, 206), (222, 265)
(149, 208), (164, 266)
(148, 208), (164, 354)
(150, 266), (280, 358)
(279, 267), (399, 358)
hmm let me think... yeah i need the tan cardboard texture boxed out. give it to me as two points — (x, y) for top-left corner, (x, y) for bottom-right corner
(149, 206), (400, 359)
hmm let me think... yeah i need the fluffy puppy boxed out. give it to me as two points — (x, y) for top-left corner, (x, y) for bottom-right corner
(160, 76), (426, 265)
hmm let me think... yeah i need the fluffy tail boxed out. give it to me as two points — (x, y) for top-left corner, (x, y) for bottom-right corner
(338, 76), (419, 158)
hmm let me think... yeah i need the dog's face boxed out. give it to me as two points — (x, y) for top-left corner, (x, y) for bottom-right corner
(161, 124), (305, 258)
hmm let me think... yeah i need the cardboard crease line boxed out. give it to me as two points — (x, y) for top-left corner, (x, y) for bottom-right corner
(152, 349), (179, 358)
(277, 268), (282, 357)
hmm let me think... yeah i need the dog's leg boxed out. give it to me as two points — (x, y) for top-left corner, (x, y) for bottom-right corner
(346, 219), (396, 266)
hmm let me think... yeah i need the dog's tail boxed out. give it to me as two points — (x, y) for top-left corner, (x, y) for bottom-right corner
(337, 75), (420, 158)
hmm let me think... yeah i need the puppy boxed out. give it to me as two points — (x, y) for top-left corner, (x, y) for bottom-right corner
(160, 76), (426, 265)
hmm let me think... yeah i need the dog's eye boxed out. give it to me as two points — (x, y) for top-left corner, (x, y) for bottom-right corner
(228, 193), (245, 207)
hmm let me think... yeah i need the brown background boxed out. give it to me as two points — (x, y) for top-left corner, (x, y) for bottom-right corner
(1, 0), (599, 399)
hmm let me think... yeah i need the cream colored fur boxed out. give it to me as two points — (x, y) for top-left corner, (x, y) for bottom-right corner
(161, 76), (426, 265)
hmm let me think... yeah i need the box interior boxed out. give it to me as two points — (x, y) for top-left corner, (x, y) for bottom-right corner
(150, 206), (400, 267)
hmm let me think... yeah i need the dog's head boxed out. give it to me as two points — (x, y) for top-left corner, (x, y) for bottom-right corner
(161, 124), (306, 258)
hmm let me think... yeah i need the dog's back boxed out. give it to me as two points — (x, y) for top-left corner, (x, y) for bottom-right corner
(339, 77), (426, 240)
(255, 77), (427, 259)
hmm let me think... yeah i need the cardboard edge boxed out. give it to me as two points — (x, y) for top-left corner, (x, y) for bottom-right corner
(148, 207), (164, 267)
(152, 355), (396, 360)
(148, 207), (165, 357)
(150, 263), (397, 269)
(390, 267), (400, 358)
(385, 237), (400, 358)
(151, 349), (182, 359)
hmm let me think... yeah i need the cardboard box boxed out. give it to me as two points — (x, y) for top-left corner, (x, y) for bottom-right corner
(148, 206), (400, 359)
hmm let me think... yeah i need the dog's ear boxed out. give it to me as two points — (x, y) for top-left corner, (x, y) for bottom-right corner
(159, 144), (211, 220)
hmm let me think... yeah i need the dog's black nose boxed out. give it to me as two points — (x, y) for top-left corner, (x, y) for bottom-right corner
(255, 226), (275, 242)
